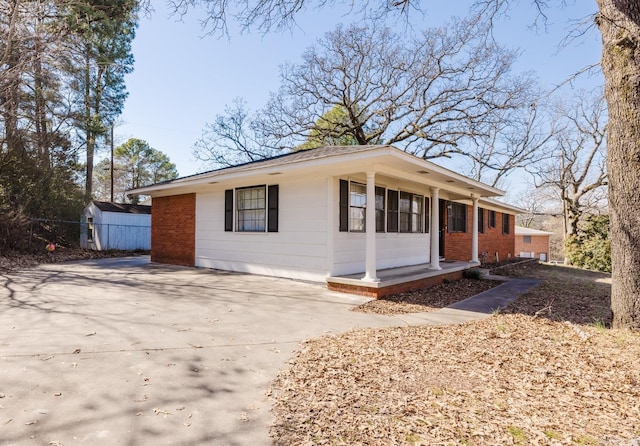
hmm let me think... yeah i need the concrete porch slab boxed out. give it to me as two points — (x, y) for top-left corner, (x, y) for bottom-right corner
(327, 261), (480, 298)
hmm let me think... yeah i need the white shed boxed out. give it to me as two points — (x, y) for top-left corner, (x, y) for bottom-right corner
(80, 201), (151, 251)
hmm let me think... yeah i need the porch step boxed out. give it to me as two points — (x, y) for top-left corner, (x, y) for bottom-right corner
(326, 261), (473, 299)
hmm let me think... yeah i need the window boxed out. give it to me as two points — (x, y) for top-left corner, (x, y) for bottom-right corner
(339, 182), (423, 234)
(488, 210), (496, 228)
(523, 235), (532, 244)
(478, 207), (485, 233)
(399, 191), (424, 233)
(448, 202), (467, 233)
(387, 190), (399, 233)
(502, 213), (510, 234)
(237, 186), (266, 232)
(349, 182), (366, 232)
(411, 194), (423, 233)
(375, 186), (385, 232)
(225, 185), (279, 232)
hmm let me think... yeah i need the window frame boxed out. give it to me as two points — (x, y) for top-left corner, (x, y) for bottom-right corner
(348, 182), (367, 232)
(502, 213), (511, 235)
(236, 185), (267, 232)
(387, 189), (399, 233)
(448, 202), (467, 233)
(478, 207), (485, 233)
(399, 191), (424, 233)
(523, 235), (532, 244)
(488, 210), (497, 228)
(375, 186), (385, 232)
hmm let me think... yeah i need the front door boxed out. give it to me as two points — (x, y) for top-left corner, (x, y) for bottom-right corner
(439, 199), (446, 258)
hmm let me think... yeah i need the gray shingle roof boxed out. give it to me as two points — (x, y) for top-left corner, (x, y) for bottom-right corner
(93, 201), (151, 215)
(158, 145), (390, 184)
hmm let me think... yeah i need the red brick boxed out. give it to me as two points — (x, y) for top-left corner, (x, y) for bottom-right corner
(151, 194), (196, 267)
(328, 270), (464, 298)
(443, 206), (515, 264)
(515, 235), (550, 259)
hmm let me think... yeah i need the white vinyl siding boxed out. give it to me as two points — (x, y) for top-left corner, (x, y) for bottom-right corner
(196, 177), (328, 282)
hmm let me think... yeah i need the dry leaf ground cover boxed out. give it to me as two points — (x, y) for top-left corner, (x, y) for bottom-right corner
(353, 277), (504, 315)
(0, 248), (147, 271)
(270, 263), (640, 445)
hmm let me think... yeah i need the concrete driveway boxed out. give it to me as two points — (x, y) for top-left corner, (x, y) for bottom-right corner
(0, 256), (401, 446)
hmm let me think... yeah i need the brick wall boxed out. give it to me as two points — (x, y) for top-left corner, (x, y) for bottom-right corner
(151, 194), (196, 267)
(515, 235), (550, 259)
(443, 205), (516, 263)
(327, 270), (465, 298)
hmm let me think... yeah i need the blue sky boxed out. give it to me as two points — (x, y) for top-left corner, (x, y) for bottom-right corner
(116, 0), (603, 191)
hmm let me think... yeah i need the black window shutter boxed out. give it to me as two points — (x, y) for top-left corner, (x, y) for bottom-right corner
(268, 185), (279, 232)
(425, 197), (430, 233)
(387, 189), (399, 233)
(339, 179), (349, 232)
(224, 189), (233, 232)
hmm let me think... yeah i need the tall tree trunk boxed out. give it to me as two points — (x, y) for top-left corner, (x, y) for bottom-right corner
(33, 30), (50, 166)
(596, 0), (640, 329)
(84, 43), (94, 202)
(0, 0), (22, 159)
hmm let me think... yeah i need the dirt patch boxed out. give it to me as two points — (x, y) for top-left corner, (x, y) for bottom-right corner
(353, 278), (504, 315)
(270, 262), (635, 445)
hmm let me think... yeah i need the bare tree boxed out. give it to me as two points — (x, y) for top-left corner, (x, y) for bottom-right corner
(193, 97), (281, 168)
(461, 102), (556, 187)
(169, 0), (420, 35)
(258, 19), (537, 167)
(533, 90), (607, 263)
(512, 186), (557, 228)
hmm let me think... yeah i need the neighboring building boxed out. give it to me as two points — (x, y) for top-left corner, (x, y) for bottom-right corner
(80, 201), (151, 251)
(129, 145), (521, 294)
(515, 225), (555, 261)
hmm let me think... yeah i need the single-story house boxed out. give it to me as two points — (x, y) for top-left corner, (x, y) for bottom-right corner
(80, 201), (151, 251)
(515, 225), (555, 261)
(129, 145), (522, 297)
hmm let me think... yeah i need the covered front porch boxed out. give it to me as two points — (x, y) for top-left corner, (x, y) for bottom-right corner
(327, 260), (478, 298)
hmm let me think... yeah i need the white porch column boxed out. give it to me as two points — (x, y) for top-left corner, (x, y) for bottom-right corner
(471, 196), (479, 263)
(429, 187), (441, 270)
(363, 171), (379, 282)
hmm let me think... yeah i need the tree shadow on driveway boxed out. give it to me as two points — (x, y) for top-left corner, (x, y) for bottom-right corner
(0, 257), (397, 445)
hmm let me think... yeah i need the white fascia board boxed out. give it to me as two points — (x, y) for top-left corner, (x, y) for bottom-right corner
(477, 197), (526, 214)
(388, 150), (505, 197)
(128, 145), (503, 198)
(128, 147), (394, 196)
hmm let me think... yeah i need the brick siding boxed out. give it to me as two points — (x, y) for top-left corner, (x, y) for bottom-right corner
(444, 205), (516, 264)
(515, 235), (550, 259)
(151, 194), (196, 267)
(327, 270), (464, 299)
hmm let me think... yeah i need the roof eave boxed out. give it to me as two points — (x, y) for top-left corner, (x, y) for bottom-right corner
(127, 145), (505, 198)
